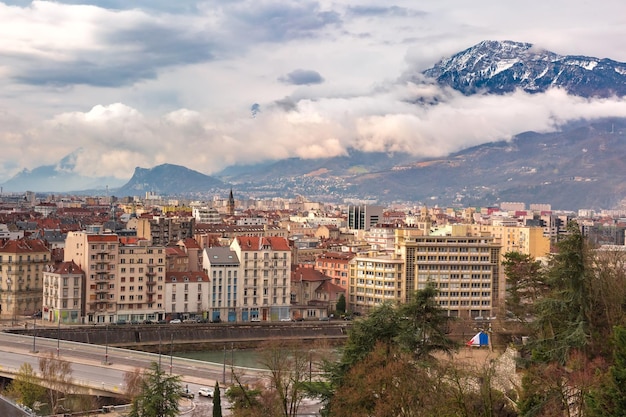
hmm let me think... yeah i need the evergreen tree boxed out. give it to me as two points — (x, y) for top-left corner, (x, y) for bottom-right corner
(335, 294), (346, 314)
(213, 381), (222, 417)
(128, 362), (182, 417)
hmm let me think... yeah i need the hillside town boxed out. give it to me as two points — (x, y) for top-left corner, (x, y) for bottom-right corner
(0, 189), (624, 328)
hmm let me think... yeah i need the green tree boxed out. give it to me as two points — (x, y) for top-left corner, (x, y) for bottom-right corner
(7, 362), (46, 410)
(502, 251), (545, 322)
(213, 381), (222, 417)
(397, 284), (457, 361)
(530, 222), (594, 364)
(128, 362), (183, 417)
(336, 294), (346, 314)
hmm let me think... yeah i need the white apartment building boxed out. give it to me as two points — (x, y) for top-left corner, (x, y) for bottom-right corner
(230, 236), (291, 322)
(165, 270), (210, 320)
(42, 261), (84, 324)
(203, 246), (240, 322)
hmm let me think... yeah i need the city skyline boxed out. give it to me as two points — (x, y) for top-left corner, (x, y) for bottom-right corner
(1, 1), (626, 183)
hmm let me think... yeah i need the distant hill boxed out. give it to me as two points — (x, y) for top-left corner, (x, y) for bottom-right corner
(115, 164), (225, 197)
(0, 152), (124, 193)
(422, 40), (626, 97)
(218, 119), (626, 210)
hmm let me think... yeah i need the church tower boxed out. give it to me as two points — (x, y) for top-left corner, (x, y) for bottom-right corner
(228, 189), (235, 216)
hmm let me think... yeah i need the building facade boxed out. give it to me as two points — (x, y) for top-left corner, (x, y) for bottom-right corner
(42, 261), (84, 324)
(0, 238), (51, 321)
(230, 236), (291, 321)
(203, 246), (240, 322)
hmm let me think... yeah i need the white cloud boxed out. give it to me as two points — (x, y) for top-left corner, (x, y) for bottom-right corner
(1, 0), (626, 183)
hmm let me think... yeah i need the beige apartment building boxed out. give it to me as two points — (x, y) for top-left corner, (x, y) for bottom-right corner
(0, 238), (51, 321)
(116, 238), (167, 323)
(65, 232), (119, 323)
(348, 252), (405, 312)
(348, 227), (502, 319)
(64, 232), (167, 324)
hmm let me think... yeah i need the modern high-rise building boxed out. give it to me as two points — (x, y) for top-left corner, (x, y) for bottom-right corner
(347, 205), (384, 231)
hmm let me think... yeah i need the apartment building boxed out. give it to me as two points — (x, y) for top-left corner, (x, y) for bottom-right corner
(64, 232), (119, 323)
(230, 236), (291, 321)
(0, 238), (51, 320)
(42, 261), (84, 324)
(117, 238), (167, 323)
(314, 251), (354, 290)
(291, 266), (345, 320)
(202, 246), (240, 322)
(129, 216), (195, 246)
(348, 251), (405, 313)
(165, 270), (210, 320)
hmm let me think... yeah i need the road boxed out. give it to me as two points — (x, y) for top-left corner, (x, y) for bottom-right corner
(0, 331), (322, 415)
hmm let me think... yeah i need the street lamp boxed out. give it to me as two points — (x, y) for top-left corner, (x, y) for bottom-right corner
(169, 333), (173, 375)
(31, 316), (38, 353)
(103, 325), (109, 365)
(56, 316), (61, 357)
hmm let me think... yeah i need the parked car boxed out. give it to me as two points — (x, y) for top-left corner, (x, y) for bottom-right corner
(183, 318), (198, 323)
(210, 318), (221, 323)
(169, 319), (182, 324)
(294, 317), (305, 322)
(280, 317), (293, 322)
(250, 317), (261, 322)
(319, 316), (330, 321)
(198, 387), (214, 398)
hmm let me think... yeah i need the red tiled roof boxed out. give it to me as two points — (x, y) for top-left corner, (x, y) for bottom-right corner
(291, 267), (329, 282)
(0, 238), (49, 253)
(54, 260), (84, 275)
(236, 236), (290, 251)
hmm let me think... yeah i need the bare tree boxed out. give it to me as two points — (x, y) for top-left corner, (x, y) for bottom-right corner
(39, 352), (73, 414)
(258, 339), (310, 417)
(123, 367), (145, 402)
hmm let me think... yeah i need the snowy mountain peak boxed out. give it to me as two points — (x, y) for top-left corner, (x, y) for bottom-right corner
(423, 40), (626, 97)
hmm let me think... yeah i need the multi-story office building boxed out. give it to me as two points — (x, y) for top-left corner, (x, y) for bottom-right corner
(399, 233), (501, 319)
(203, 246), (240, 322)
(65, 232), (119, 323)
(0, 238), (51, 320)
(42, 261), (84, 324)
(348, 205), (384, 231)
(230, 236), (291, 321)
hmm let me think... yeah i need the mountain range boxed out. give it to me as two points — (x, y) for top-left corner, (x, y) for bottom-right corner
(3, 40), (626, 210)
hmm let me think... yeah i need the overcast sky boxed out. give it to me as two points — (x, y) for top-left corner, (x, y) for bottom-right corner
(1, 0), (626, 182)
